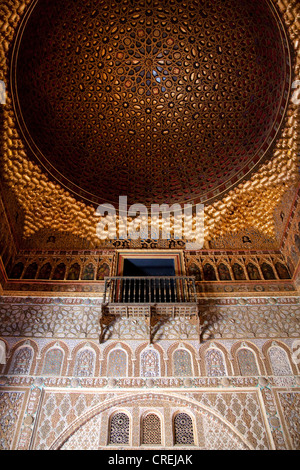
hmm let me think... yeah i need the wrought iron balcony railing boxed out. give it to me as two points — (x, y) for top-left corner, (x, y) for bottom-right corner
(103, 276), (197, 304)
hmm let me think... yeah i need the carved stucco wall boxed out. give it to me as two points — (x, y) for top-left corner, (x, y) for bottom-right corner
(0, 294), (299, 450)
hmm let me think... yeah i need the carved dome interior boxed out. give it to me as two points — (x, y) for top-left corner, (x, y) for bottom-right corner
(12, 0), (288, 207)
(0, 0), (297, 250)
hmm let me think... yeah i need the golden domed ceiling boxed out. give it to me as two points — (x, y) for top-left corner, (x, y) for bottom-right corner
(0, 0), (298, 249)
(12, 0), (289, 207)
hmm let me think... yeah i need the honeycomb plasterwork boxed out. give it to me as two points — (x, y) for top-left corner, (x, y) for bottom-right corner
(12, 0), (288, 205)
(0, 0), (299, 247)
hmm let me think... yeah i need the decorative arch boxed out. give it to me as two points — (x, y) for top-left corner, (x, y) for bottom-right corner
(107, 348), (128, 378)
(37, 262), (53, 280)
(108, 410), (131, 445)
(200, 342), (231, 376)
(102, 342), (133, 377)
(173, 349), (193, 377)
(167, 342), (198, 377)
(274, 261), (291, 279)
(203, 263), (217, 281)
(22, 262), (38, 279)
(72, 346), (97, 377)
(67, 263), (81, 280)
(187, 262), (202, 281)
(71, 342), (101, 377)
(97, 262), (110, 280)
(52, 263), (66, 280)
(173, 411), (195, 445)
(141, 411), (162, 445)
(217, 262), (231, 281)
(38, 341), (69, 376)
(49, 393), (259, 450)
(262, 341), (295, 376)
(231, 341), (264, 376)
(246, 262), (261, 280)
(140, 347), (160, 378)
(232, 262), (247, 281)
(5, 339), (38, 375)
(261, 262), (276, 280)
(135, 343), (165, 377)
(82, 262), (96, 280)
(9, 262), (24, 279)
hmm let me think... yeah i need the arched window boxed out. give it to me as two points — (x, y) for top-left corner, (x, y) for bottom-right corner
(218, 263), (231, 281)
(52, 263), (66, 280)
(237, 348), (259, 376)
(74, 348), (96, 377)
(23, 262), (38, 279)
(261, 262), (276, 280)
(232, 263), (246, 280)
(9, 262), (24, 279)
(67, 263), (81, 280)
(109, 412), (130, 445)
(82, 263), (95, 280)
(188, 263), (201, 281)
(205, 348), (226, 376)
(141, 413), (162, 445)
(269, 347), (292, 376)
(42, 348), (63, 376)
(174, 413), (194, 445)
(107, 349), (127, 377)
(140, 348), (160, 377)
(173, 349), (193, 377)
(9, 346), (33, 375)
(247, 263), (261, 280)
(275, 262), (291, 279)
(203, 263), (217, 281)
(38, 262), (52, 280)
(97, 263), (110, 280)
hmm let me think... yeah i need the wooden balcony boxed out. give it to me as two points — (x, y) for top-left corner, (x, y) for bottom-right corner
(100, 276), (199, 343)
(103, 276), (197, 304)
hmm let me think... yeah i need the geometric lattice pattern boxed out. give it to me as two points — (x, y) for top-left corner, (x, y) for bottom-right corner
(0, 392), (25, 450)
(196, 391), (269, 450)
(35, 392), (104, 450)
(0, 297), (299, 341)
(109, 412), (130, 445)
(173, 413), (194, 445)
(61, 413), (102, 450)
(202, 413), (250, 450)
(278, 392), (300, 450)
(141, 413), (162, 445)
